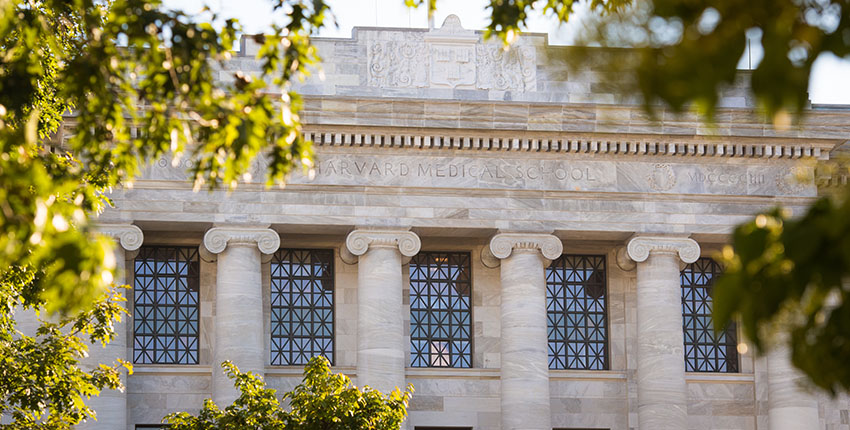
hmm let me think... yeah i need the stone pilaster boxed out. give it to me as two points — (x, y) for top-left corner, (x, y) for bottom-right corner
(626, 235), (700, 430)
(203, 226), (279, 406)
(483, 232), (563, 430)
(767, 341), (819, 429)
(342, 229), (421, 394)
(80, 224), (143, 430)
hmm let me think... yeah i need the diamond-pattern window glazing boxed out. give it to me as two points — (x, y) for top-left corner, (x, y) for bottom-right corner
(409, 252), (472, 368)
(133, 246), (200, 364)
(547, 254), (608, 370)
(681, 258), (739, 372)
(270, 249), (334, 366)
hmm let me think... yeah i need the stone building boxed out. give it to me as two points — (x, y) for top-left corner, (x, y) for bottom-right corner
(85, 16), (850, 430)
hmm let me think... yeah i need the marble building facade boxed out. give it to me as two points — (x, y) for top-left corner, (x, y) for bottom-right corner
(80, 16), (850, 430)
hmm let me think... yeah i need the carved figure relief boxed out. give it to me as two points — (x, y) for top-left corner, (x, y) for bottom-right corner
(368, 40), (428, 88)
(476, 44), (537, 91)
(365, 15), (538, 92)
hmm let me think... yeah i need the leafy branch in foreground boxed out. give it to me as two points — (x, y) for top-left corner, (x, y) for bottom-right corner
(714, 182), (850, 394)
(165, 356), (412, 430)
(0, 0), (329, 426)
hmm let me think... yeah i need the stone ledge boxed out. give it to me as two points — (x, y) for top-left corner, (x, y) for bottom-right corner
(405, 367), (501, 379)
(685, 372), (755, 383)
(132, 365), (212, 375)
(265, 366), (356, 377)
(549, 370), (628, 381)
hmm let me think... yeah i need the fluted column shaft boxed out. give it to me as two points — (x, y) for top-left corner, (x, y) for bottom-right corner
(484, 232), (562, 430)
(203, 226), (279, 406)
(344, 229), (421, 394)
(81, 224), (144, 430)
(626, 236), (700, 430)
(768, 343), (819, 429)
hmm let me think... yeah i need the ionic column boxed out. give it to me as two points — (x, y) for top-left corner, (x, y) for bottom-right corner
(767, 341), (819, 429)
(81, 224), (144, 430)
(203, 226), (279, 406)
(626, 236), (700, 430)
(482, 232), (563, 430)
(342, 229), (421, 394)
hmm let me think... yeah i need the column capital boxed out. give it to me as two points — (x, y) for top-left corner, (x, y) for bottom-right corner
(626, 235), (700, 264)
(482, 232), (563, 268)
(99, 223), (144, 251)
(343, 229), (421, 262)
(202, 226), (280, 255)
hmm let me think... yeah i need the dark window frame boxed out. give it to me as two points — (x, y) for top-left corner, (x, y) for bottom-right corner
(546, 254), (610, 371)
(409, 251), (473, 368)
(269, 248), (335, 366)
(681, 257), (739, 373)
(132, 246), (201, 365)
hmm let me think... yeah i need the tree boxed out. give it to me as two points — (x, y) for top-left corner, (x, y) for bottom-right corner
(164, 356), (412, 430)
(0, 0), (328, 426)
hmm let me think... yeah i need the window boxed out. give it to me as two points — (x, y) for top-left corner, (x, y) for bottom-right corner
(409, 251), (472, 368)
(133, 246), (200, 364)
(547, 255), (608, 370)
(270, 248), (335, 365)
(681, 258), (739, 372)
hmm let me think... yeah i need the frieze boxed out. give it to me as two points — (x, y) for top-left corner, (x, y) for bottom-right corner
(142, 152), (816, 198)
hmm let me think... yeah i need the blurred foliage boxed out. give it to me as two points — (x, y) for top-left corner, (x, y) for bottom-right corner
(714, 159), (850, 394)
(165, 356), (412, 430)
(486, 0), (850, 121)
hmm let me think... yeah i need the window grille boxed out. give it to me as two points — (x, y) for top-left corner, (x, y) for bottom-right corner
(270, 248), (335, 365)
(547, 255), (609, 370)
(133, 246), (200, 364)
(681, 258), (739, 372)
(409, 251), (472, 368)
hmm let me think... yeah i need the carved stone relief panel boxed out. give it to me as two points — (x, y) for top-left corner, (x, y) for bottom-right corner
(476, 43), (536, 91)
(365, 15), (538, 91)
(367, 37), (428, 88)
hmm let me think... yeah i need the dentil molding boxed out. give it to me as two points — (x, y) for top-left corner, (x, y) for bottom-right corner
(99, 224), (144, 251)
(481, 232), (563, 268)
(341, 229), (421, 264)
(626, 235), (700, 264)
(202, 226), (280, 255)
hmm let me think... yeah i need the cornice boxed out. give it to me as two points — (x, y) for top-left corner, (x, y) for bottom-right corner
(202, 226), (280, 255)
(98, 223), (144, 251)
(302, 126), (835, 161)
(626, 235), (700, 264)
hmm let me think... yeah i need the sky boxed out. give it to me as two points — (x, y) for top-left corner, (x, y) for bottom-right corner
(164, 0), (850, 105)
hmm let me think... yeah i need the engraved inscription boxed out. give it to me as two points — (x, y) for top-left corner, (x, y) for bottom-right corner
(143, 154), (815, 198)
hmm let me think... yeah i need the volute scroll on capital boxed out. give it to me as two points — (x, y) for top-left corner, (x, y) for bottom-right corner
(625, 236), (700, 264)
(99, 224), (144, 252)
(342, 229), (422, 264)
(202, 227), (281, 255)
(481, 232), (563, 268)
